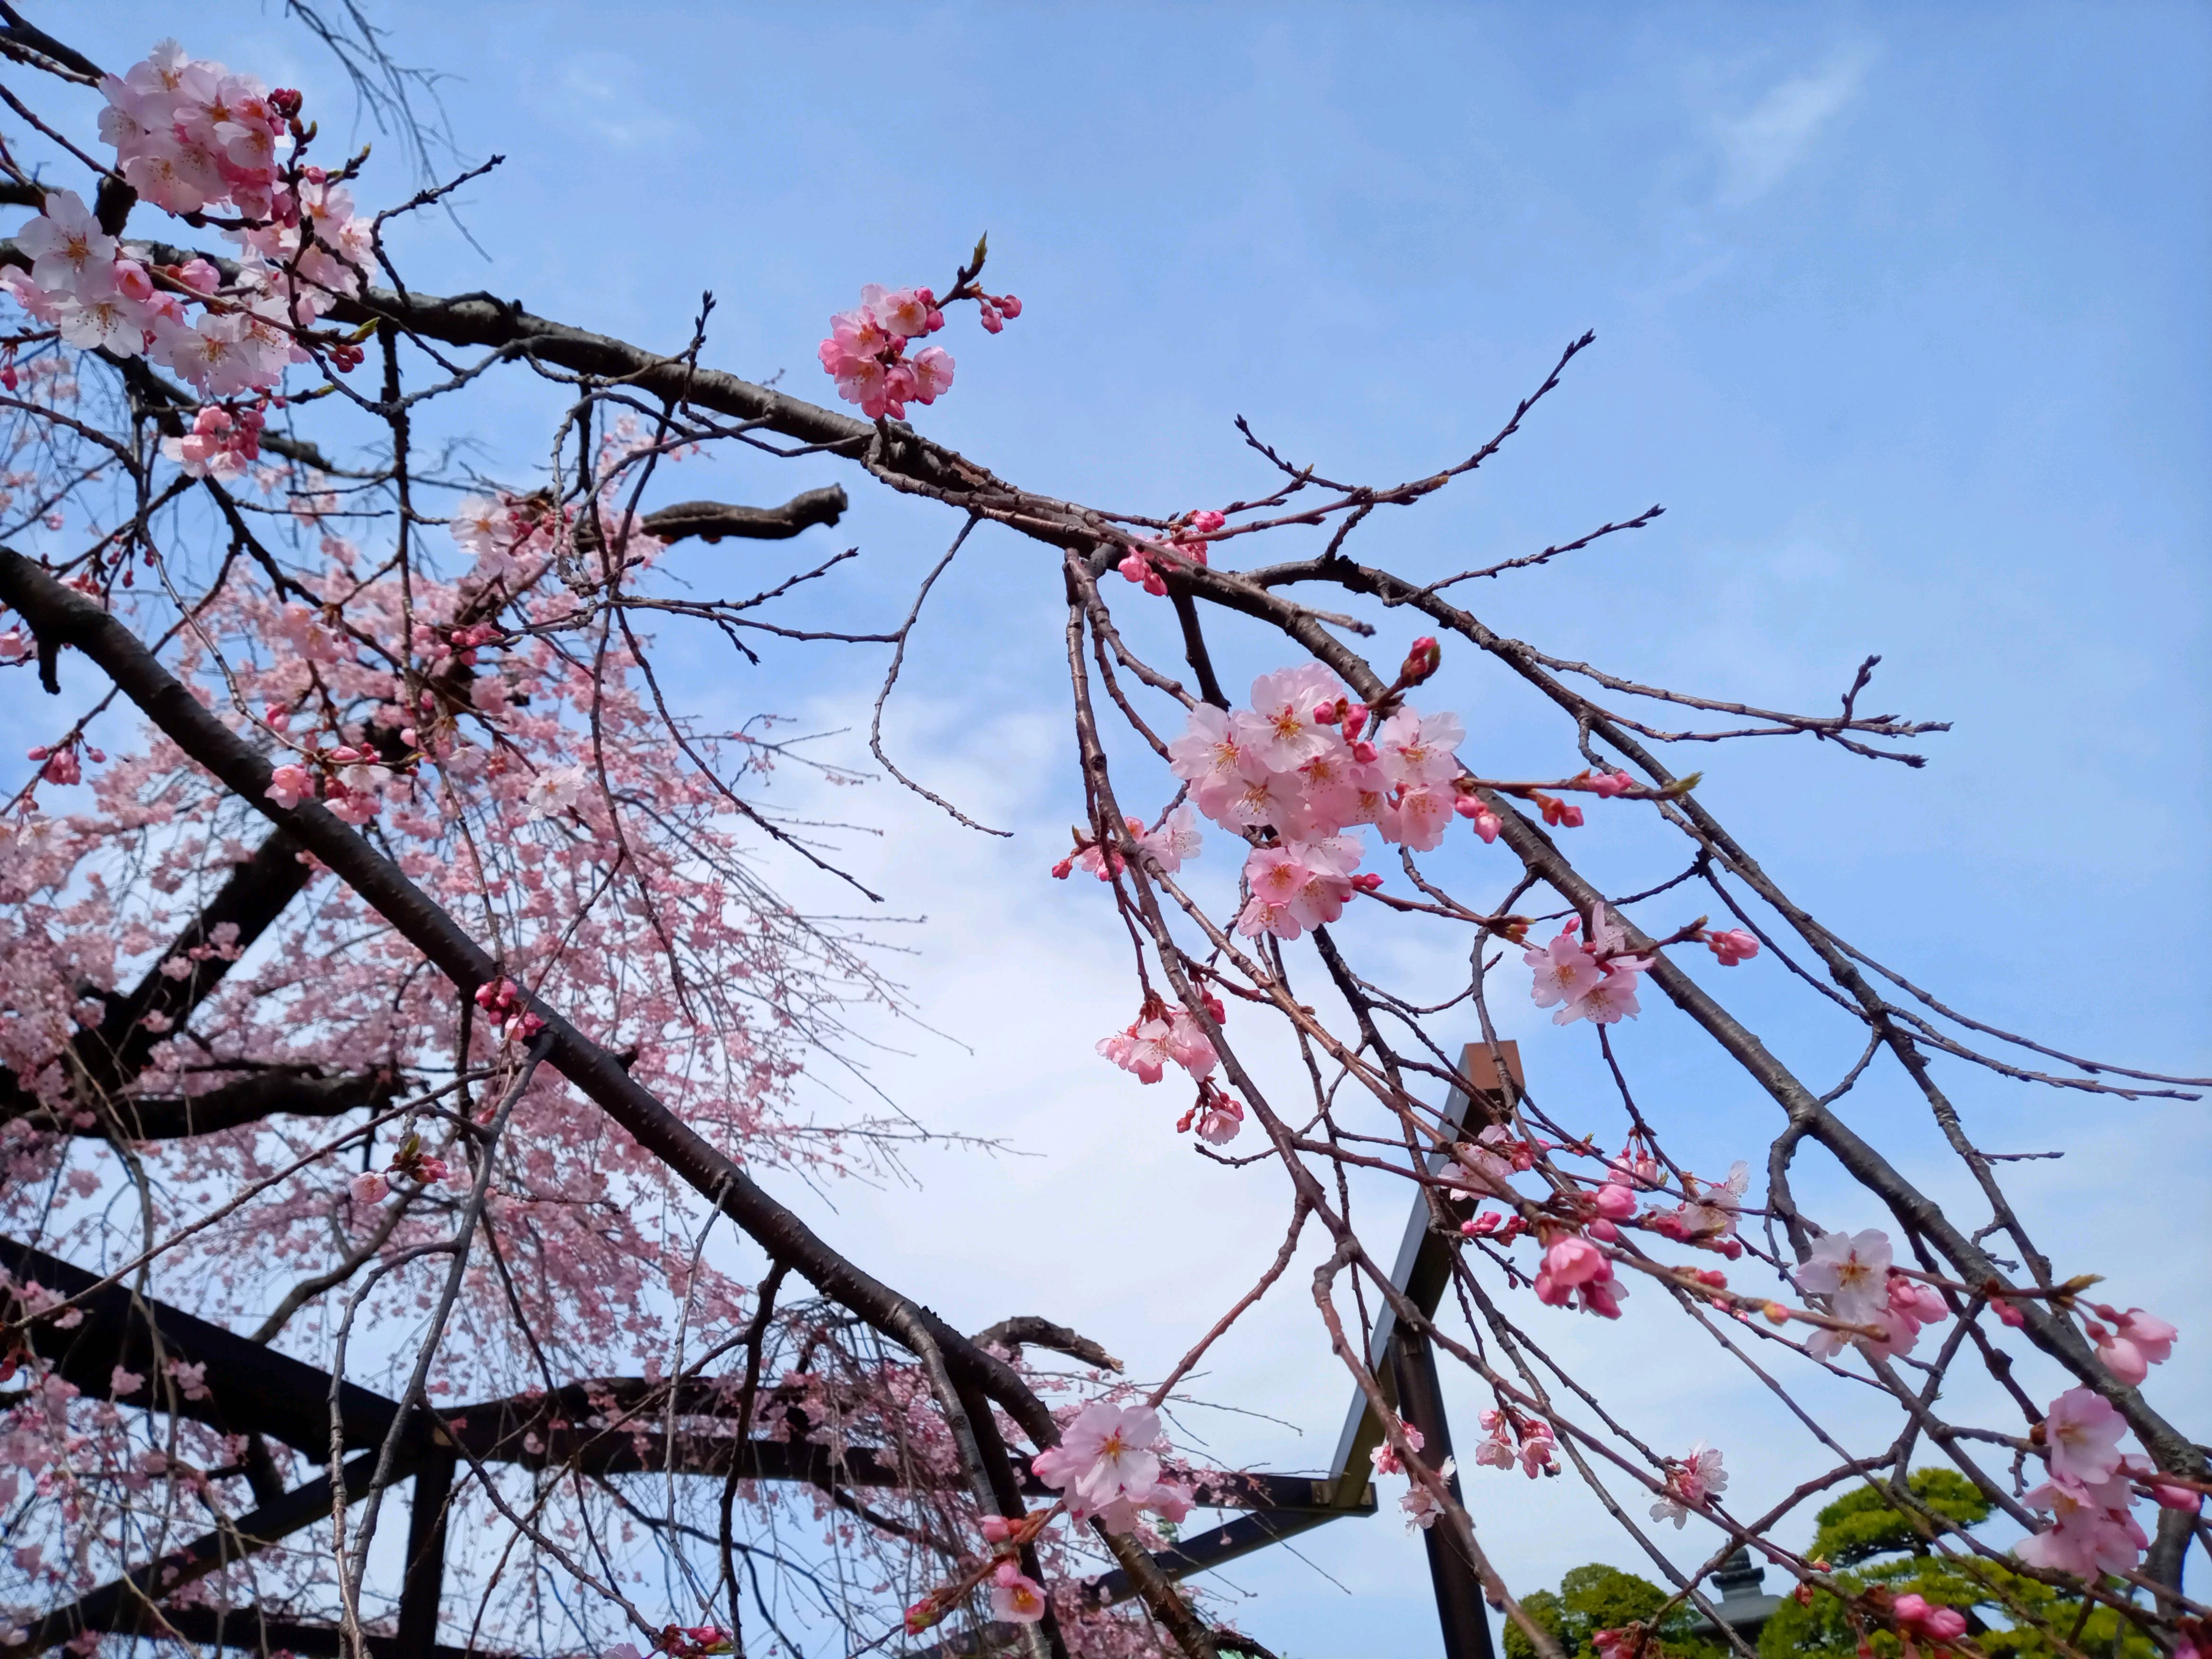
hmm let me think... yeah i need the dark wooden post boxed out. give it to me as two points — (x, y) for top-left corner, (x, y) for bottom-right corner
(1390, 1323), (1496, 1659)
(396, 1445), (457, 1659)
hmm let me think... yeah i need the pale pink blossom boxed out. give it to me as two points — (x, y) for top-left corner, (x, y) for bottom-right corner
(1193, 1094), (1244, 1143)
(1793, 1227), (1893, 1326)
(1373, 706), (1465, 788)
(1165, 1006), (1217, 1078)
(2016, 1472), (2150, 1579)
(1650, 1441), (1727, 1528)
(1138, 804), (1204, 873)
(1379, 784), (1454, 851)
(525, 766), (587, 820)
(18, 193), (116, 295)
(1525, 922), (1605, 1012)
(2091, 1306), (2176, 1386)
(989, 1562), (1047, 1624)
(1399, 1457), (1456, 1531)
(1236, 666), (1345, 772)
(350, 1170), (389, 1205)
(1032, 1401), (1164, 1511)
(2043, 1387), (2126, 1487)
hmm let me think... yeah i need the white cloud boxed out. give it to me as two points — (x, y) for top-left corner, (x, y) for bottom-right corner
(1713, 45), (1878, 206)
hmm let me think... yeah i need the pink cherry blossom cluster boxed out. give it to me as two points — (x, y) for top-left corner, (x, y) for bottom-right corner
(1029, 1401), (1194, 1534)
(98, 38), (296, 218)
(1399, 1456), (1458, 1531)
(1533, 1232), (1628, 1319)
(1370, 1419), (1425, 1476)
(1095, 995), (1218, 1084)
(22, 736), (103, 788)
(1469, 1409), (1558, 1479)
(1167, 659), (1470, 865)
(2015, 1387), (2200, 1580)
(1792, 1228), (1953, 1362)
(264, 737), (394, 826)
(1649, 1439), (1728, 1527)
(473, 977), (546, 1044)
(1886, 1592), (1971, 1651)
(1115, 510), (1224, 596)
(818, 285), (969, 420)
(1526, 909), (1761, 1027)
(0, 44), (379, 396)
(2082, 1302), (2178, 1387)
(159, 398), (266, 481)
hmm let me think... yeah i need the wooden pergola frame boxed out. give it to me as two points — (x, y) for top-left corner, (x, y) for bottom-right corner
(0, 1044), (1529, 1659)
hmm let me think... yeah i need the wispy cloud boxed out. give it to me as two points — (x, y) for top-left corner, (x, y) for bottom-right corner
(1713, 44), (1878, 206)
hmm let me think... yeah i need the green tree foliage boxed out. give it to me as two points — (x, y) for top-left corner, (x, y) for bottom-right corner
(1504, 1564), (1723, 1659)
(1758, 1471), (2157, 1659)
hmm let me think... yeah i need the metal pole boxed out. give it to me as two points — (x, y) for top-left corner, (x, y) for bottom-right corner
(395, 1446), (456, 1659)
(1390, 1325), (1495, 1659)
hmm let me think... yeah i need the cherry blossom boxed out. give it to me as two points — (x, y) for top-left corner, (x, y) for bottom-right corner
(1650, 1441), (1727, 1527)
(1793, 1227), (1893, 1326)
(2087, 1304), (2177, 1386)
(1399, 1457), (1457, 1531)
(989, 1562), (1048, 1624)
(817, 278), (988, 419)
(1371, 1422), (1426, 1476)
(1030, 1401), (1191, 1534)
(2042, 1386), (2126, 1487)
(2016, 1466), (2150, 1580)
(1706, 928), (1760, 966)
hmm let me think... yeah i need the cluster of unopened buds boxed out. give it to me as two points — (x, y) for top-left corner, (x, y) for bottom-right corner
(265, 735), (392, 825)
(23, 736), (102, 788)
(473, 977), (545, 1043)
(413, 617), (505, 677)
(1115, 510), (1225, 595)
(347, 1131), (452, 1205)
(818, 282), (988, 420)
(1876, 1590), (1972, 1655)
(602, 1626), (734, 1659)
(1, 44), (380, 396)
(1468, 1409), (1559, 1479)
(159, 397), (268, 481)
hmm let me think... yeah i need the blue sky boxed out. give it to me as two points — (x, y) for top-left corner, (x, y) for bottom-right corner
(28, 4), (2212, 1654)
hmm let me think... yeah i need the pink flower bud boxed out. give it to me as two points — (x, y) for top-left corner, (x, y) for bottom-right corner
(996, 294), (1022, 318)
(1595, 1183), (1637, 1220)
(1707, 928), (1760, 966)
(349, 1170), (389, 1205)
(1542, 1235), (1608, 1288)
(1399, 636), (1441, 684)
